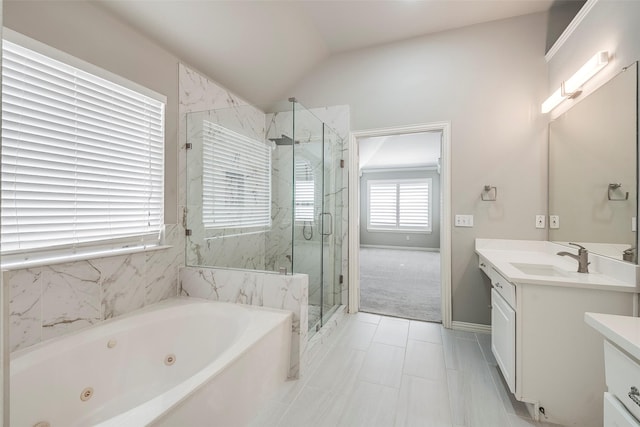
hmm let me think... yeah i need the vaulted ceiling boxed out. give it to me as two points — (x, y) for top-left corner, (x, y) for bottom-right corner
(95, 0), (554, 106)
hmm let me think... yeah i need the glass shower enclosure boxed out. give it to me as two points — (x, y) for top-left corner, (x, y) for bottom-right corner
(185, 98), (343, 333)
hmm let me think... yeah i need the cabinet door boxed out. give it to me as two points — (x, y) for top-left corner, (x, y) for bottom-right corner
(492, 288), (516, 393)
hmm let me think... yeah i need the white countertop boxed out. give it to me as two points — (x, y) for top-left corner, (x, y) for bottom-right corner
(585, 312), (640, 360)
(476, 239), (638, 293)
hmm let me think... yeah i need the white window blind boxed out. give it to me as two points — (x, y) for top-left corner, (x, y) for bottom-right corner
(368, 182), (397, 228)
(202, 121), (271, 229)
(1, 40), (165, 256)
(368, 179), (431, 232)
(295, 159), (316, 222)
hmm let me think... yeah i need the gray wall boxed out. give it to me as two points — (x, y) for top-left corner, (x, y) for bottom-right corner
(289, 13), (549, 325)
(360, 169), (441, 249)
(4, 0), (180, 223)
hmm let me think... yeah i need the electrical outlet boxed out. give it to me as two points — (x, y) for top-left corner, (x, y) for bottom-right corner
(550, 215), (560, 229)
(536, 215), (546, 229)
(455, 214), (474, 227)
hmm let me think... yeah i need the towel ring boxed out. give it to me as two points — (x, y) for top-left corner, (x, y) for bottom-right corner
(608, 183), (629, 201)
(481, 185), (497, 201)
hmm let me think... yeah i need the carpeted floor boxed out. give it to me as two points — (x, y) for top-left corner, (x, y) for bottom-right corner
(359, 247), (441, 322)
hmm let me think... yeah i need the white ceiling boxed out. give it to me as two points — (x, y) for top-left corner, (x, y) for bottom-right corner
(95, 0), (554, 106)
(359, 131), (442, 170)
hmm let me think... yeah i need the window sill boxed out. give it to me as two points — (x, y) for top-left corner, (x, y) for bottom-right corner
(366, 228), (432, 234)
(1, 245), (173, 271)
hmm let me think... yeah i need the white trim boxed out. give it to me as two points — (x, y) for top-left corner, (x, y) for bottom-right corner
(451, 321), (491, 334)
(349, 122), (452, 328)
(349, 133), (361, 314)
(361, 166), (438, 174)
(440, 123), (452, 329)
(360, 244), (440, 252)
(1, 245), (172, 271)
(545, 0), (599, 62)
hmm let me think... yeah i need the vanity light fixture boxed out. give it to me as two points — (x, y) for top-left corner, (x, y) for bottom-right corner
(541, 51), (609, 113)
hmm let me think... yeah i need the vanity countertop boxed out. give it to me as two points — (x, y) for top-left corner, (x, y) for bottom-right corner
(476, 239), (638, 293)
(585, 312), (640, 360)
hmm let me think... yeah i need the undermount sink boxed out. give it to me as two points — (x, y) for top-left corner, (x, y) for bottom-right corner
(511, 263), (572, 277)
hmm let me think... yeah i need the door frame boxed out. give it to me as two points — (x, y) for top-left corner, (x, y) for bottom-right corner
(348, 122), (452, 328)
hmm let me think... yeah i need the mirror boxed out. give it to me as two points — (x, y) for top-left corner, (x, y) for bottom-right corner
(549, 62), (638, 262)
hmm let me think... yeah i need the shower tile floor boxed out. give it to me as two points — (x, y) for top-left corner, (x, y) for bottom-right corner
(250, 312), (565, 427)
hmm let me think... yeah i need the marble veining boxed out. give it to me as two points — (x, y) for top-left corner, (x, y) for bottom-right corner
(8, 228), (182, 353)
(181, 64), (269, 271)
(145, 224), (184, 306)
(180, 266), (308, 378)
(41, 261), (102, 340)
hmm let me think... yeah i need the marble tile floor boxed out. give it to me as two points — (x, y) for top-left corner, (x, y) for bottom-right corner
(250, 312), (566, 427)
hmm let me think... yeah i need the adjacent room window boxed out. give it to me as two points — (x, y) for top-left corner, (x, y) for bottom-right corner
(295, 159), (316, 223)
(367, 178), (431, 232)
(1, 39), (165, 258)
(202, 121), (271, 229)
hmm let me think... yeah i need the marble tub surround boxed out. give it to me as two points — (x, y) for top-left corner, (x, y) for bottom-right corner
(7, 224), (183, 353)
(476, 238), (638, 291)
(180, 266), (308, 378)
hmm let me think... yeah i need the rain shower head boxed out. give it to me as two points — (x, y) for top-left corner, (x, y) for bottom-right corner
(268, 134), (298, 146)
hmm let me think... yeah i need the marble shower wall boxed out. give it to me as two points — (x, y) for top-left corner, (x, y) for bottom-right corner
(180, 64), (269, 270)
(180, 266), (308, 378)
(8, 224), (183, 353)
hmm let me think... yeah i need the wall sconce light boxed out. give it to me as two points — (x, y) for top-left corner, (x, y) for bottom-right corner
(541, 51), (609, 114)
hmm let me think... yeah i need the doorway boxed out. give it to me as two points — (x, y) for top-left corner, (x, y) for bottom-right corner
(348, 123), (452, 327)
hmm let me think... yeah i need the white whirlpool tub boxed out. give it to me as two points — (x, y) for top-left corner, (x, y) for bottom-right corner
(10, 297), (292, 427)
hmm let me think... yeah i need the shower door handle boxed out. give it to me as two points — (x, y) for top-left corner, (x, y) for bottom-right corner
(320, 212), (333, 236)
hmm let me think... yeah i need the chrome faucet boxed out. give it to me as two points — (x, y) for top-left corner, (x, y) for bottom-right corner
(557, 243), (589, 273)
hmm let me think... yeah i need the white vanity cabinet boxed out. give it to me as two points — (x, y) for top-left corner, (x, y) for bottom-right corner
(476, 239), (638, 427)
(586, 313), (640, 427)
(487, 263), (516, 393)
(604, 341), (640, 426)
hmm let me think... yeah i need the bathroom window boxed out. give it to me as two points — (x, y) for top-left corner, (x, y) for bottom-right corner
(367, 179), (431, 232)
(1, 37), (165, 260)
(295, 159), (316, 223)
(202, 121), (271, 229)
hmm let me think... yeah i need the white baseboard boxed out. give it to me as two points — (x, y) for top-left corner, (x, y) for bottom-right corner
(359, 244), (440, 252)
(451, 321), (491, 334)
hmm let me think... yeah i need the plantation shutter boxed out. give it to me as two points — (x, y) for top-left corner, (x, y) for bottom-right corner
(367, 178), (431, 231)
(1, 40), (165, 254)
(368, 182), (397, 228)
(399, 180), (430, 229)
(202, 121), (271, 229)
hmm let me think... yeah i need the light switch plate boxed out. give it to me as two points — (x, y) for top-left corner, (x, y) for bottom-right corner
(550, 215), (560, 229)
(536, 215), (545, 229)
(455, 214), (474, 227)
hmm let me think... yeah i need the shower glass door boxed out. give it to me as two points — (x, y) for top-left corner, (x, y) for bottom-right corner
(292, 102), (324, 332)
(291, 101), (343, 334)
(321, 124), (342, 325)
